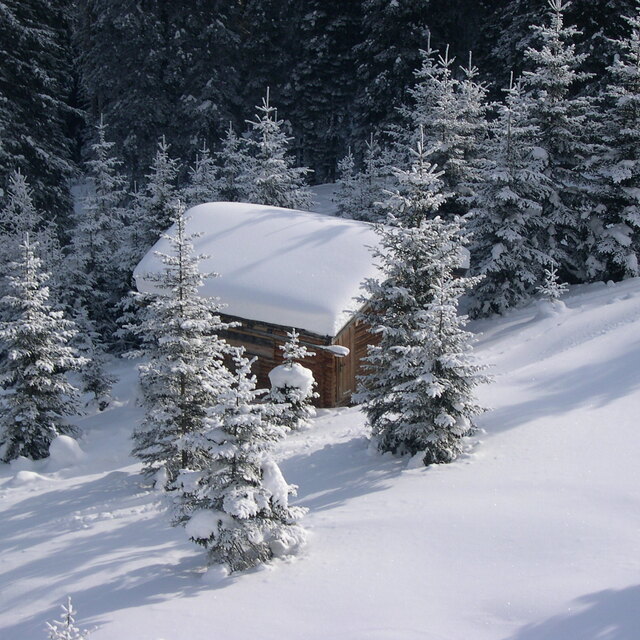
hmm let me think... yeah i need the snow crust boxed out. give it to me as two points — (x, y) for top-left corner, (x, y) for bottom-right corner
(134, 202), (382, 336)
(268, 362), (315, 396)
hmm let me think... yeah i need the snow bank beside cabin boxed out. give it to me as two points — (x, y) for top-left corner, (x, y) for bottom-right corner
(134, 202), (383, 337)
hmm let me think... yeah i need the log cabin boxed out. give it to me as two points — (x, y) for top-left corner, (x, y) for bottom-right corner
(134, 202), (384, 407)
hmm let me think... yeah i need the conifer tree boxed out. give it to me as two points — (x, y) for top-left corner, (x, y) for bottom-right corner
(357, 218), (485, 465)
(214, 124), (252, 202)
(136, 136), (181, 251)
(522, 0), (597, 278)
(243, 88), (312, 210)
(0, 236), (85, 462)
(72, 304), (115, 411)
(174, 349), (307, 572)
(537, 261), (568, 301)
(183, 142), (220, 208)
(72, 116), (128, 337)
(467, 76), (552, 317)
(268, 329), (319, 431)
(592, 8), (640, 280)
(357, 139), (484, 465)
(131, 205), (236, 487)
(46, 596), (89, 640)
(334, 148), (359, 219)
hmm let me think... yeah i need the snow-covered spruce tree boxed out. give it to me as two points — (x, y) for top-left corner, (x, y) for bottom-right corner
(174, 349), (306, 573)
(466, 75), (553, 318)
(381, 127), (450, 228)
(400, 45), (489, 217)
(268, 329), (319, 431)
(243, 88), (312, 210)
(136, 136), (181, 251)
(72, 304), (115, 411)
(131, 204), (236, 487)
(522, 0), (598, 279)
(537, 261), (568, 302)
(0, 236), (85, 462)
(0, 170), (63, 301)
(350, 134), (396, 223)
(71, 116), (129, 338)
(183, 141), (220, 208)
(357, 140), (484, 465)
(592, 8), (640, 280)
(214, 123), (252, 202)
(46, 596), (89, 640)
(357, 217), (485, 466)
(334, 148), (359, 219)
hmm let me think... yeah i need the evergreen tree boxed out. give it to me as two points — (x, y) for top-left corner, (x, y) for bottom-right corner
(334, 148), (359, 218)
(268, 329), (319, 431)
(46, 596), (89, 640)
(352, 0), (431, 142)
(0, 0), (77, 218)
(72, 304), (115, 411)
(356, 217), (485, 465)
(400, 45), (489, 216)
(381, 128), (450, 228)
(214, 124), (252, 202)
(183, 142), (220, 208)
(0, 236), (85, 462)
(592, 8), (640, 279)
(0, 171), (63, 312)
(521, 0), (598, 278)
(289, 0), (361, 182)
(72, 116), (128, 337)
(136, 136), (181, 251)
(467, 76), (552, 317)
(174, 349), (307, 572)
(537, 261), (568, 301)
(243, 89), (312, 209)
(350, 134), (395, 223)
(131, 206), (236, 487)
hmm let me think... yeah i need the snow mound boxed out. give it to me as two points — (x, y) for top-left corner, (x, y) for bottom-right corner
(269, 362), (315, 396)
(47, 435), (85, 469)
(535, 298), (568, 318)
(9, 456), (35, 472)
(9, 470), (49, 487)
(134, 202), (382, 336)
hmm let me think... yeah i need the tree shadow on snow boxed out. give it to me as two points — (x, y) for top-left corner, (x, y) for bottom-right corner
(280, 436), (405, 512)
(505, 585), (640, 640)
(481, 342), (640, 435)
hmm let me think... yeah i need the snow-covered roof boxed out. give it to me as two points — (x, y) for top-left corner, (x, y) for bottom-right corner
(134, 202), (382, 337)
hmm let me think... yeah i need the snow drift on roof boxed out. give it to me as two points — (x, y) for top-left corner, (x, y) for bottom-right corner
(134, 202), (383, 336)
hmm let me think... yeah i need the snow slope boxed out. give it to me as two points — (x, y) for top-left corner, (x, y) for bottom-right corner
(1, 280), (640, 639)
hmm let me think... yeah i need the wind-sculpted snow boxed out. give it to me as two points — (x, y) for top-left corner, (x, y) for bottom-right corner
(1, 280), (640, 639)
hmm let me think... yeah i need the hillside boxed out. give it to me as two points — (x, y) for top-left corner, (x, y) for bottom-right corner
(1, 278), (639, 640)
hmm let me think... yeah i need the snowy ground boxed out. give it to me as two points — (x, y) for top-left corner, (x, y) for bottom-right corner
(2, 279), (640, 640)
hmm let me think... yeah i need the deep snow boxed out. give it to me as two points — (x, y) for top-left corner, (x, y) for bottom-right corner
(1, 280), (640, 639)
(134, 201), (382, 337)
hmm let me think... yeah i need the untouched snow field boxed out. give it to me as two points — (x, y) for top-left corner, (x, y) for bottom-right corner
(1, 279), (640, 640)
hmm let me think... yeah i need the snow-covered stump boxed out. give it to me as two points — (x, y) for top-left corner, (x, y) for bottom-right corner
(268, 329), (319, 431)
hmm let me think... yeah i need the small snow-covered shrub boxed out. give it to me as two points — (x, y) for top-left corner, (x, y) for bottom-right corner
(268, 329), (319, 430)
(46, 596), (89, 640)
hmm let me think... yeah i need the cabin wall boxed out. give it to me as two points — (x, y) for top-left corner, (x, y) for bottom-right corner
(219, 315), (338, 408)
(219, 313), (377, 408)
(333, 317), (377, 406)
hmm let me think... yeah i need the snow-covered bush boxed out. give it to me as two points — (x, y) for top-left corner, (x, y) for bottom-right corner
(268, 329), (319, 431)
(174, 350), (307, 573)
